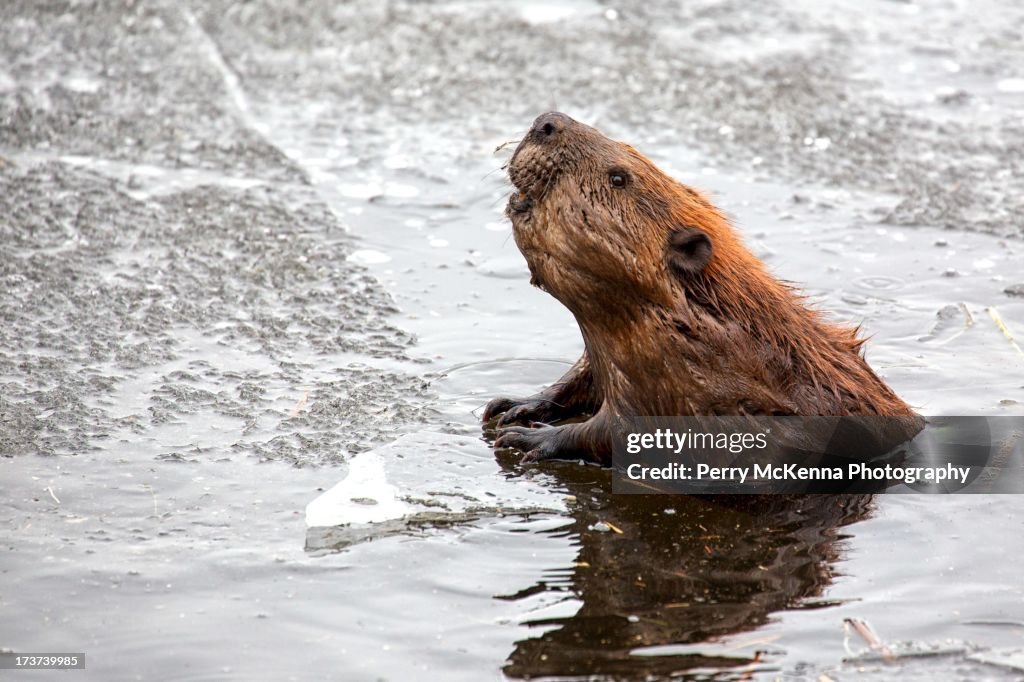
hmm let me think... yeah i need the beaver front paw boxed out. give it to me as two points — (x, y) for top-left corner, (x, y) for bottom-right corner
(494, 424), (562, 463)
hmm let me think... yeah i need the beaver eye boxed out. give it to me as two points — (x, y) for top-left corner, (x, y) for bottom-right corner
(609, 170), (629, 188)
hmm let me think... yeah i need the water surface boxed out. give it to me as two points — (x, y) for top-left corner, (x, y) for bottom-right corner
(2, 0), (1024, 680)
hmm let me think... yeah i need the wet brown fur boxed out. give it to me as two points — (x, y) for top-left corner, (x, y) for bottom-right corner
(487, 113), (915, 464)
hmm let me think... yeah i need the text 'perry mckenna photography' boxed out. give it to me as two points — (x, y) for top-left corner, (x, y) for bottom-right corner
(611, 416), (1023, 494)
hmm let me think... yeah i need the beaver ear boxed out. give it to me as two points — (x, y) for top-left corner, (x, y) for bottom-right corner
(667, 225), (712, 277)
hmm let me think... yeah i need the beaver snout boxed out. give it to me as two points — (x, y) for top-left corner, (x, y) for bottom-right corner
(507, 112), (577, 212)
(527, 111), (574, 143)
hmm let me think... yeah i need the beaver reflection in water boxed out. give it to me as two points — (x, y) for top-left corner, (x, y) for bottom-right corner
(485, 112), (917, 464)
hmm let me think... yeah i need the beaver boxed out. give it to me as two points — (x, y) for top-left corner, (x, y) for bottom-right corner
(485, 112), (918, 466)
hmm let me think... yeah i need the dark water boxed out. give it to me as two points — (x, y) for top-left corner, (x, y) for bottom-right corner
(2, 0), (1024, 680)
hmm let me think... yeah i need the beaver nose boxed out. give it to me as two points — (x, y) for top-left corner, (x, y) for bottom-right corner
(529, 111), (573, 142)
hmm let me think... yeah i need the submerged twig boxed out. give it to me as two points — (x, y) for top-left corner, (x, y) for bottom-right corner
(934, 302), (974, 346)
(290, 388), (310, 417)
(844, 617), (896, 661)
(987, 307), (1024, 358)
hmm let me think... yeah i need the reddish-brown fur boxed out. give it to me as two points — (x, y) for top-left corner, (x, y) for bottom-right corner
(486, 112), (916, 465)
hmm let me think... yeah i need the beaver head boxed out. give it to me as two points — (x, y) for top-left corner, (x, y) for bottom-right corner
(506, 112), (748, 320)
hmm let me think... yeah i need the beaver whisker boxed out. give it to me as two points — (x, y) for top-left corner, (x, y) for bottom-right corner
(536, 158), (559, 202)
(482, 165), (511, 181)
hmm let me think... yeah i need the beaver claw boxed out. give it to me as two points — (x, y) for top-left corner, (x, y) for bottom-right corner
(483, 396), (563, 427)
(482, 397), (519, 423)
(494, 424), (561, 463)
